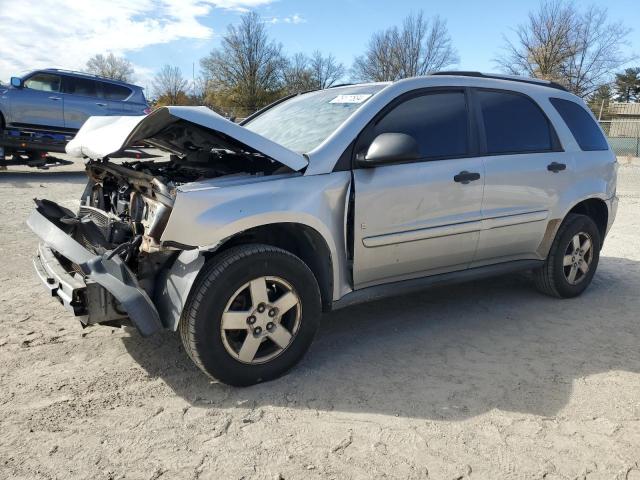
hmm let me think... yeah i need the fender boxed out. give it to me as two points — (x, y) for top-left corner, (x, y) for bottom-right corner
(160, 172), (353, 301)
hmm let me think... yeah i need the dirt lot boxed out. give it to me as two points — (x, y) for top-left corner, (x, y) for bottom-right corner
(1, 157), (640, 480)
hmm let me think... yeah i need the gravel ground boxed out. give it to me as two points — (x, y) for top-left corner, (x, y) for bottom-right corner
(1, 157), (640, 480)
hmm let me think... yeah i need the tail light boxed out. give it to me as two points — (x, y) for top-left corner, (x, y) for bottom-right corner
(143, 107), (152, 115)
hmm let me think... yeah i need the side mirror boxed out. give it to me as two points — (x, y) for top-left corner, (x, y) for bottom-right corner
(10, 77), (23, 88)
(358, 132), (420, 167)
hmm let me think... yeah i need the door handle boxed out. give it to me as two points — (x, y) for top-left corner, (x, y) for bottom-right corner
(48, 96), (61, 101)
(96, 102), (107, 107)
(547, 162), (566, 173)
(454, 171), (481, 184)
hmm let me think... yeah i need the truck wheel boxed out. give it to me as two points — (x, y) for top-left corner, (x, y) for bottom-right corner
(180, 244), (322, 386)
(533, 213), (601, 298)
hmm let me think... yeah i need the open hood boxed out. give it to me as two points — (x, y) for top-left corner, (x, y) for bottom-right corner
(66, 106), (308, 172)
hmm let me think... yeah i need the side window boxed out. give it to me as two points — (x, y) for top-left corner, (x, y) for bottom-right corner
(102, 83), (132, 101)
(477, 90), (553, 154)
(24, 73), (61, 92)
(550, 98), (608, 151)
(63, 77), (98, 97)
(369, 91), (469, 160)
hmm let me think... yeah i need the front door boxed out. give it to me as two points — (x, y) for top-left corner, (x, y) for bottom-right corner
(11, 72), (64, 128)
(61, 76), (102, 130)
(352, 89), (484, 288)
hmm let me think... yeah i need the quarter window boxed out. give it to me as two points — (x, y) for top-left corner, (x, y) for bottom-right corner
(371, 91), (469, 159)
(550, 98), (608, 151)
(102, 83), (132, 101)
(477, 90), (553, 154)
(24, 73), (61, 92)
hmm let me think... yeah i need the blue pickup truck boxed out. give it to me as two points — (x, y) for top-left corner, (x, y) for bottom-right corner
(0, 69), (149, 167)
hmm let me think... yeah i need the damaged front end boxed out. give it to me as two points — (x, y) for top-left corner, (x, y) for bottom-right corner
(27, 106), (307, 336)
(28, 199), (164, 336)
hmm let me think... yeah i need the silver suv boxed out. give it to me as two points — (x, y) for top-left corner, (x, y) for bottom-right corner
(27, 73), (618, 386)
(0, 69), (149, 133)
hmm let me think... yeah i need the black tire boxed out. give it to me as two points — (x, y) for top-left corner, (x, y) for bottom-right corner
(533, 213), (601, 298)
(180, 244), (321, 386)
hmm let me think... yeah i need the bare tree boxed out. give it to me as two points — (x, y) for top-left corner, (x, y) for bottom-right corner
(283, 51), (345, 93)
(352, 30), (398, 82)
(85, 53), (134, 82)
(200, 11), (285, 115)
(283, 53), (314, 94)
(152, 65), (189, 105)
(352, 12), (458, 82)
(496, 1), (632, 97)
(309, 51), (345, 88)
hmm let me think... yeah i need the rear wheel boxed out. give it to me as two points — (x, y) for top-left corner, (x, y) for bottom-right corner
(533, 213), (601, 298)
(180, 244), (321, 386)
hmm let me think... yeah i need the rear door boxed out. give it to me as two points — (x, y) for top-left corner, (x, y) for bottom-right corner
(11, 72), (64, 128)
(471, 88), (572, 265)
(100, 82), (136, 115)
(352, 89), (485, 288)
(61, 76), (104, 129)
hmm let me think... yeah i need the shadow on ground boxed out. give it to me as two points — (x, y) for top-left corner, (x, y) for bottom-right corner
(122, 255), (640, 420)
(0, 170), (86, 189)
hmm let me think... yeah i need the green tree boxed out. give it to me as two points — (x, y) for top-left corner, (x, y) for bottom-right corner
(588, 84), (613, 119)
(614, 68), (640, 103)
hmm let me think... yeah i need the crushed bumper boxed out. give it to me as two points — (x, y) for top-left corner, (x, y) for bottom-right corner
(27, 206), (163, 336)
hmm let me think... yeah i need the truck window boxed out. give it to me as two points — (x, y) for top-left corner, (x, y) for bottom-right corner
(102, 83), (132, 101)
(476, 90), (553, 155)
(63, 77), (98, 97)
(24, 73), (61, 92)
(550, 98), (609, 151)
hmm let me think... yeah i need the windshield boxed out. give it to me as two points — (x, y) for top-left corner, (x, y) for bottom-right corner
(243, 84), (387, 153)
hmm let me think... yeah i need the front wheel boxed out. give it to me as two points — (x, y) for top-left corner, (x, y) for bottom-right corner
(180, 244), (322, 386)
(533, 213), (601, 298)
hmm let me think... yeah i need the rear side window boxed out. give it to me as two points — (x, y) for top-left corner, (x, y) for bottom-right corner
(63, 77), (98, 97)
(102, 83), (132, 101)
(477, 90), (553, 154)
(372, 91), (468, 159)
(24, 73), (61, 92)
(550, 98), (608, 151)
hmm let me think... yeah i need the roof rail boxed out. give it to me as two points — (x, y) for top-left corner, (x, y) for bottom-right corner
(431, 71), (568, 92)
(42, 68), (129, 84)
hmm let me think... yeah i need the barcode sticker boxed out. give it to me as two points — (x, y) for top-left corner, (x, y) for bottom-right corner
(329, 94), (372, 104)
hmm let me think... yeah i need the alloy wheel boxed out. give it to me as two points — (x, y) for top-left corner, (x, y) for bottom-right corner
(563, 232), (594, 285)
(220, 276), (302, 364)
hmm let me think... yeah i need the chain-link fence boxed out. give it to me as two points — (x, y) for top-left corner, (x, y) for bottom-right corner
(599, 120), (640, 157)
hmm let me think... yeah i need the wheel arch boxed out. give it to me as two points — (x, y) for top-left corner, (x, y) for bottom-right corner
(538, 196), (609, 259)
(211, 222), (334, 312)
(566, 197), (608, 243)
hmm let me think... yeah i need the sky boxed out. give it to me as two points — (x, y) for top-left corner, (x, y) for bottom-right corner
(0, 0), (638, 92)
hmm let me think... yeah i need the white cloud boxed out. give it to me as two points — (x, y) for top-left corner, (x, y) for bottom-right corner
(266, 13), (305, 24)
(0, 0), (276, 83)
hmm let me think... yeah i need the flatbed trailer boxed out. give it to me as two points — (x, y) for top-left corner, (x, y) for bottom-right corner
(0, 127), (75, 168)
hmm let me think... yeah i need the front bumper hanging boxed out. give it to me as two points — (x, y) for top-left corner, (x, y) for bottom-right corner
(26, 205), (163, 336)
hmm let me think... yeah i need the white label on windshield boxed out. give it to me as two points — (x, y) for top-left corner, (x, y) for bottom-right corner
(329, 94), (372, 104)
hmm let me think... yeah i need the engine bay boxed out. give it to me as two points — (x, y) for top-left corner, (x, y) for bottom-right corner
(78, 143), (290, 262)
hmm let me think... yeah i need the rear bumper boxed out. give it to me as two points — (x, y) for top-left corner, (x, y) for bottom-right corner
(27, 206), (162, 336)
